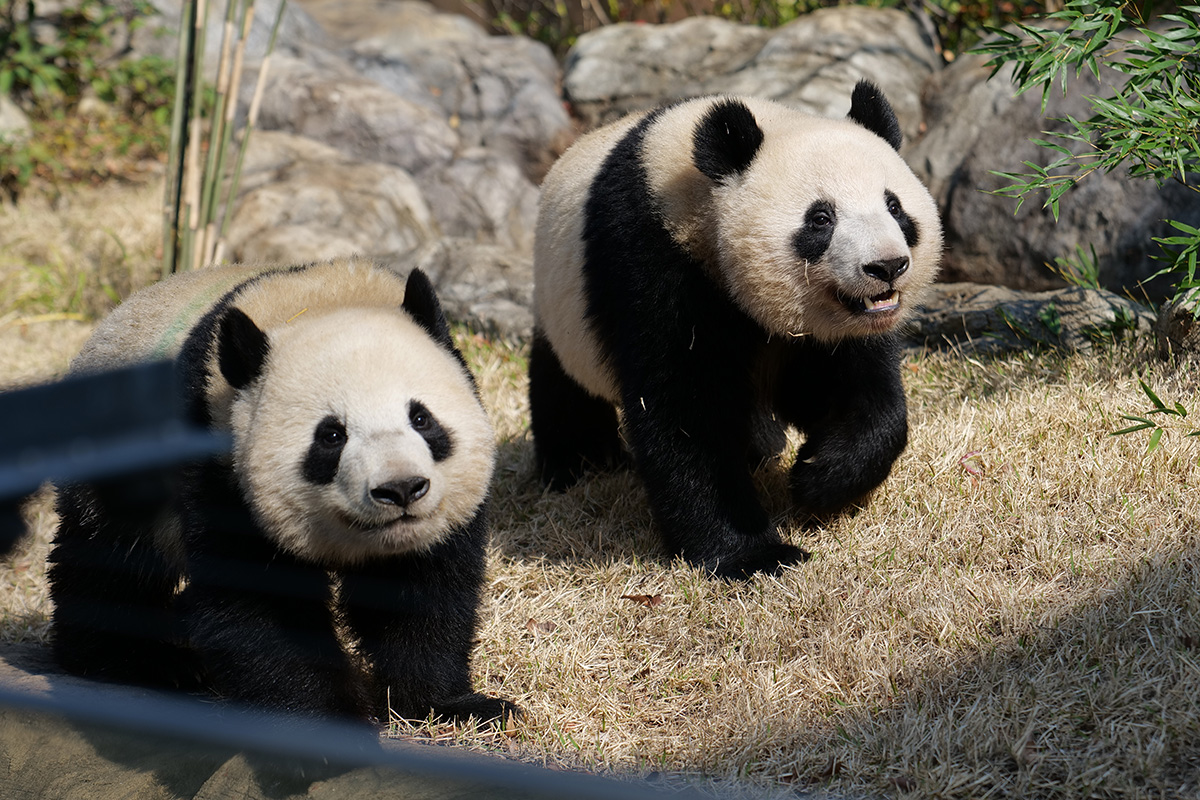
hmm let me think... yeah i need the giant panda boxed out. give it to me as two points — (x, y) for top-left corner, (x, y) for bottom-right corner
(530, 81), (942, 579)
(48, 256), (520, 725)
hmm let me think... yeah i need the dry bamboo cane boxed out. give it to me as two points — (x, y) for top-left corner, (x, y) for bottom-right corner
(179, 0), (210, 272)
(212, 0), (286, 265)
(198, 0), (238, 266)
(207, 0), (256, 266)
(162, 0), (198, 277)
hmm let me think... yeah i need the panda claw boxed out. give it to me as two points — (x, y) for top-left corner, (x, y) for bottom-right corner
(707, 542), (810, 580)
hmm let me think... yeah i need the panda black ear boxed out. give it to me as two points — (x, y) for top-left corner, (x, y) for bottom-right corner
(402, 268), (457, 353)
(847, 80), (903, 151)
(217, 307), (270, 390)
(692, 98), (764, 182)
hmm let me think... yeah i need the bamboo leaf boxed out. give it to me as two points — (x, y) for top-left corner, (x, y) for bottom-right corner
(1139, 379), (1167, 410)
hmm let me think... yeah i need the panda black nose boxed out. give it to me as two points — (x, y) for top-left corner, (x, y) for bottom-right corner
(371, 477), (430, 507)
(863, 256), (909, 284)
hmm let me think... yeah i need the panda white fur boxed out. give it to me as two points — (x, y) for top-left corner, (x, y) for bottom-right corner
(530, 81), (942, 578)
(49, 257), (519, 724)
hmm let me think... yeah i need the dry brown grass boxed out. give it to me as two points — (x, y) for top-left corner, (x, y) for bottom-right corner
(3, 182), (1199, 799)
(437, 336), (1200, 799)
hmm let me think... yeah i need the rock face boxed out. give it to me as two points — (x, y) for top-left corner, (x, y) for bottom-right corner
(563, 7), (939, 143)
(225, 130), (437, 265)
(1153, 291), (1200, 360)
(114, 0), (1184, 343)
(907, 53), (1200, 296)
(908, 283), (1155, 355)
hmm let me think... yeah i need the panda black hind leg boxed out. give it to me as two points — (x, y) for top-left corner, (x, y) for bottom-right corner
(529, 326), (623, 489)
(777, 335), (909, 519)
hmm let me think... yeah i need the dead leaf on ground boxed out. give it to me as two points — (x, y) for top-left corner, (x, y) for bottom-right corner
(620, 594), (663, 608)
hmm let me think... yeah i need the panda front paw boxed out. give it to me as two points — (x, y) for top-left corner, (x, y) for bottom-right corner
(433, 693), (524, 727)
(790, 457), (879, 519)
(707, 541), (810, 580)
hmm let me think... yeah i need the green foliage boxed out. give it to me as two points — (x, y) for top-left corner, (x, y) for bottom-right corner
(0, 0), (155, 107)
(1050, 243), (1101, 289)
(974, 0), (1200, 313)
(0, 1), (171, 198)
(1111, 378), (1200, 453)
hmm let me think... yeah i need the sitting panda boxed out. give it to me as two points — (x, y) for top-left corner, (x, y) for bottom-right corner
(530, 81), (942, 578)
(48, 257), (520, 726)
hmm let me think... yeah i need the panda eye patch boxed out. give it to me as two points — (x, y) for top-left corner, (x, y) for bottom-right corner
(408, 399), (454, 462)
(314, 416), (347, 449)
(806, 201), (835, 228)
(885, 191), (903, 218)
(885, 189), (920, 247)
(793, 200), (837, 263)
(303, 415), (347, 485)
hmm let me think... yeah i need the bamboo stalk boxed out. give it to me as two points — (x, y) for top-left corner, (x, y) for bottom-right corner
(206, 0), (256, 265)
(180, 0), (210, 272)
(213, 0), (286, 263)
(197, 0), (238, 266)
(162, 0), (198, 277)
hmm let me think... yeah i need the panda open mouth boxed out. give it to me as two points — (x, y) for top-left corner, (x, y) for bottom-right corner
(840, 289), (901, 315)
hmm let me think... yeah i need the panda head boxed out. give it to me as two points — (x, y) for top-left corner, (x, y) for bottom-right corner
(683, 81), (942, 342)
(217, 269), (495, 566)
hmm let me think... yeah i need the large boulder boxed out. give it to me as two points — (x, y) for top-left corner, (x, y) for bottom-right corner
(133, 0), (337, 75)
(252, 54), (459, 176)
(562, 7), (940, 142)
(225, 130), (437, 265)
(907, 53), (1200, 295)
(345, 4), (574, 183)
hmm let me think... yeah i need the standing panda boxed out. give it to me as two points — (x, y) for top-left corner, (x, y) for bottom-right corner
(48, 257), (520, 726)
(530, 81), (942, 579)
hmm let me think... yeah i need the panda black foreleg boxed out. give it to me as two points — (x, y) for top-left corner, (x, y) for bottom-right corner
(340, 511), (521, 726)
(778, 337), (909, 518)
(620, 375), (809, 579)
(181, 555), (368, 720)
(48, 480), (198, 688)
(529, 327), (623, 490)
(179, 462), (368, 720)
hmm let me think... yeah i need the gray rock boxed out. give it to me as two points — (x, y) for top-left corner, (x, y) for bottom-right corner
(295, 0), (486, 47)
(563, 7), (939, 142)
(419, 148), (541, 254)
(410, 238), (535, 338)
(225, 130), (436, 265)
(908, 53), (1200, 295)
(351, 31), (573, 182)
(908, 282), (1154, 355)
(1154, 290), (1200, 360)
(133, 0), (336, 76)
(254, 55), (458, 177)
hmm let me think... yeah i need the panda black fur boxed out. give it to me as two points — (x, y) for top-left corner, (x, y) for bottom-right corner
(530, 81), (942, 579)
(48, 257), (519, 725)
